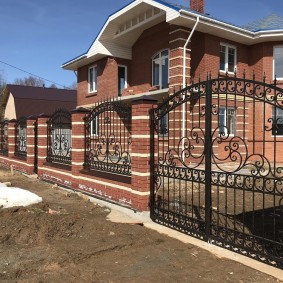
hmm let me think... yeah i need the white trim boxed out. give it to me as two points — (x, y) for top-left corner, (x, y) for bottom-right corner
(72, 162), (84, 165)
(273, 45), (283, 80)
(118, 64), (128, 95)
(132, 116), (149, 120)
(72, 122), (85, 125)
(131, 153), (150, 157)
(72, 148), (85, 152)
(132, 171), (150, 176)
(88, 65), (98, 94)
(72, 135), (85, 138)
(152, 48), (169, 89)
(219, 42), (237, 74)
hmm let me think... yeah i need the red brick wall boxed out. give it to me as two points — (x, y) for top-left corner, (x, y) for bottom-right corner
(77, 57), (131, 107)
(131, 22), (170, 93)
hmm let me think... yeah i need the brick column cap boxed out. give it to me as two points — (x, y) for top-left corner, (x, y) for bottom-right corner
(132, 95), (158, 104)
(37, 113), (50, 118)
(71, 107), (90, 114)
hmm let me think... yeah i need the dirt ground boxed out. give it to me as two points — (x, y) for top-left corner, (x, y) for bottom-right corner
(0, 167), (281, 283)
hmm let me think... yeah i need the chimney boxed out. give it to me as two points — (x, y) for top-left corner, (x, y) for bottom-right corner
(190, 0), (205, 14)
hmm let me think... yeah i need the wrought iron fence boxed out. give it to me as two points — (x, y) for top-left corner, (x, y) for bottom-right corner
(15, 117), (27, 159)
(47, 109), (72, 165)
(0, 120), (8, 156)
(84, 100), (132, 176)
(150, 74), (283, 268)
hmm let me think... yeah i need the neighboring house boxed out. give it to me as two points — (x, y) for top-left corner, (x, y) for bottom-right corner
(62, 0), (283, 106)
(0, 85), (77, 120)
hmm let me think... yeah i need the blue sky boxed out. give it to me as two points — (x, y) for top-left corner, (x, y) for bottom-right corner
(0, 0), (283, 88)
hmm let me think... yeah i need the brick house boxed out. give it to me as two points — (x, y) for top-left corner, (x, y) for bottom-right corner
(61, 0), (283, 168)
(62, 0), (283, 103)
(0, 84), (76, 120)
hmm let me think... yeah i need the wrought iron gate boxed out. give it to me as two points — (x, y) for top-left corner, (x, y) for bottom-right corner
(150, 75), (283, 268)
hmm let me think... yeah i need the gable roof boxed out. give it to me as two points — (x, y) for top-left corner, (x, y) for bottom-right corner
(0, 84), (77, 120)
(62, 0), (283, 71)
(242, 14), (283, 32)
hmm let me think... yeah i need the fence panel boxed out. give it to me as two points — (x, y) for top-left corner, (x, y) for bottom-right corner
(15, 117), (27, 159)
(0, 120), (8, 156)
(84, 100), (132, 176)
(46, 109), (72, 165)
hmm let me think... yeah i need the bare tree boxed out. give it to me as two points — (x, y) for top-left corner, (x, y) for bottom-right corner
(49, 83), (58, 88)
(68, 82), (77, 90)
(0, 71), (6, 96)
(14, 76), (45, 87)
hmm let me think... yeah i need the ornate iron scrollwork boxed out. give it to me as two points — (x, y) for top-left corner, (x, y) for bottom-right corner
(47, 109), (72, 165)
(84, 100), (132, 176)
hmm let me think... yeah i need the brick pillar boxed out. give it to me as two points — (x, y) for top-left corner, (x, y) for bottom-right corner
(8, 119), (16, 158)
(37, 115), (49, 173)
(26, 117), (37, 174)
(169, 24), (191, 92)
(131, 97), (158, 211)
(71, 108), (90, 189)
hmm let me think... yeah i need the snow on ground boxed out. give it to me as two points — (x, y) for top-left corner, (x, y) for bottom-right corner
(0, 183), (42, 209)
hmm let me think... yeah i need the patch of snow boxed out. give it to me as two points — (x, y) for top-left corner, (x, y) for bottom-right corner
(0, 184), (42, 209)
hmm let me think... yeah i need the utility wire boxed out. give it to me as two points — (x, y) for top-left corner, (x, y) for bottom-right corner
(0, 59), (69, 89)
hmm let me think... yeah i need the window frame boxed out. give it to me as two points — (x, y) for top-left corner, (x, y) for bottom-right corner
(88, 65), (97, 94)
(273, 46), (283, 80)
(272, 106), (283, 136)
(218, 107), (236, 137)
(158, 110), (169, 137)
(90, 116), (99, 137)
(152, 49), (169, 89)
(118, 65), (128, 96)
(219, 43), (237, 74)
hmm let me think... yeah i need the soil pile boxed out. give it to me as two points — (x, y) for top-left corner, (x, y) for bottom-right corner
(0, 168), (281, 282)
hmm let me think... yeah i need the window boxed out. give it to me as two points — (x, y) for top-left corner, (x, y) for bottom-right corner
(159, 111), (169, 136)
(273, 46), (283, 79)
(219, 107), (236, 136)
(272, 106), (283, 135)
(88, 65), (97, 93)
(220, 44), (236, 73)
(91, 116), (99, 136)
(152, 49), (169, 89)
(118, 65), (127, 96)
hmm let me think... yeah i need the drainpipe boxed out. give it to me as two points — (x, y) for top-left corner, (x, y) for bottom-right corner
(182, 16), (199, 161)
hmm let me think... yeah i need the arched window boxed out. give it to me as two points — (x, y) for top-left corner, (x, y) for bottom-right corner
(152, 49), (169, 89)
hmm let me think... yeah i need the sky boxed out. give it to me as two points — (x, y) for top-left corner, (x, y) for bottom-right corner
(1, 0), (283, 89)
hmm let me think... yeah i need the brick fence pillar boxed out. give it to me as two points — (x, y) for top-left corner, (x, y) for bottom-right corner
(71, 108), (90, 189)
(26, 117), (37, 174)
(37, 115), (49, 172)
(169, 24), (191, 92)
(131, 97), (158, 211)
(8, 119), (16, 159)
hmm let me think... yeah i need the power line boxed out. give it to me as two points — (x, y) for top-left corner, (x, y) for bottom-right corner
(0, 59), (70, 89)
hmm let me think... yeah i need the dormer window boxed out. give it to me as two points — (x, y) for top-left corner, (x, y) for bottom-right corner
(220, 44), (237, 73)
(152, 49), (169, 89)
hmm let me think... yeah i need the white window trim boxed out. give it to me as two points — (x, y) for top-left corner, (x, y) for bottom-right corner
(219, 107), (236, 137)
(88, 65), (97, 94)
(152, 49), (169, 89)
(118, 64), (128, 94)
(273, 45), (283, 80)
(220, 43), (237, 74)
(90, 116), (99, 137)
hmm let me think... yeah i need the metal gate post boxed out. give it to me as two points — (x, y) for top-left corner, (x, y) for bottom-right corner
(204, 78), (212, 241)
